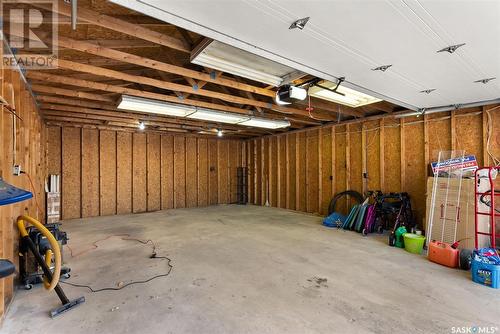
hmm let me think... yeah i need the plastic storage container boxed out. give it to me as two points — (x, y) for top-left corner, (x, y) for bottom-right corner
(428, 241), (459, 268)
(403, 233), (426, 254)
(471, 249), (500, 289)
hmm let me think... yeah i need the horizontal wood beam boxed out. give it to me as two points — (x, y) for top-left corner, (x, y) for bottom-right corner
(35, 0), (190, 53)
(56, 36), (276, 98)
(52, 59), (318, 118)
(38, 101), (266, 135)
(44, 121), (249, 139)
(42, 112), (255, 138)
(31, 84), (117, 103)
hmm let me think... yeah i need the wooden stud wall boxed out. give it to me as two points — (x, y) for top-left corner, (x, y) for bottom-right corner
(246, 108), (500, 229)
(47, 127), (245, 219)
(0, 69), (45, 320)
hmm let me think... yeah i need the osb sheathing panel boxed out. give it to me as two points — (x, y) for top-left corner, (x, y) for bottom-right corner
(278, 136), (287, 208)
(81, 129), (100, 218)
(427, 113), (451, 163)
(455, 111), (484, 164)
(320, 129), (333, 215)
(218, 140), (229, 204)
(174, 136), (186, 208)
(208, 139), (218, 205)
(335, 126), (347, 215)
(161, 135), (174, 209)
(254, 139), (262, 205)
(0, 68), (45, 319)
(383, 119), (401, 193)
(132, 133), (147, 213)
(261, 138), (271, 204)
(297, 132), (307, 212)
(229, 140), (240, 204)
(147, 134), (161, 211)
(486, 107), (500, 166)
(197, 138), (208, 207)
(269, 137), (278, 207)
(403, 118), (426, 224)
(47, 127), (61, 174)
(62, 127), (81, 219)
(365, 121), (381, 192)
(287, 133), (297, 210)
(100, 131), (117, 216)
(116, 132), (132, 214)
(247, 140), (255, 204)
(185, 137), (198, 207)
(306, 130), (319, 213)
(348, 124), (363, 196)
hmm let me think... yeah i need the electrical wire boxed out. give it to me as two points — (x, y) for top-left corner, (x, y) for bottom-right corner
(61, 234), (173, 293)
(485, 107), (500, 166)
(21, 171), (44, 217)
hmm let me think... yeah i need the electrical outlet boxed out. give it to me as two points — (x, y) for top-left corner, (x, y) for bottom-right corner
(13, 165), (21, 176)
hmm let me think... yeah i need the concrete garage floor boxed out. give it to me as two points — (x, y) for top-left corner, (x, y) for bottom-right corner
(3, 205), (500, 334)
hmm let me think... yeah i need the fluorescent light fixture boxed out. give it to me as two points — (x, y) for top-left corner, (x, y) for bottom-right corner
(308, 81), (382, 108)
(192, 53), (283, 87)
(190, 40), (306, 87)
(187, 108), (250, 124)
(118, 95), (195, 116)
(118, 95), (290, 130)
(240, 118), (291, 129)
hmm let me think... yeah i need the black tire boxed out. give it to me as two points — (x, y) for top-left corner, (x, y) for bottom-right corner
(362, 228), (368, 236)
(377, 225), (384, 234)
(327, 190), (364, 215)
(459, 249), (473, 270)
(388, 233), (395, 247)
(24, 284), (33, 290)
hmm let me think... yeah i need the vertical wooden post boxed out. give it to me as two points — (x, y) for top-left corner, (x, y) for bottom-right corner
(379, 118), (385, 192)
(482, 106), (490, 166)
(261, 137), (265, 205)
(424, 114), (430, 178)
(331, 126), (336, 197)
(277, 136), (281, 208)
(451, 110), (456, 152)
(318, 128), (323, 214)
(285, 134), (290, 209)
(361, 123), (367, 194)
(400, 118), (405, 192)
(295, 133), (300, 209)
(346, 124), (351, 192)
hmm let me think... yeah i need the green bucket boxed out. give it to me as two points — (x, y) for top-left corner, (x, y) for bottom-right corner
(403, 233), (426, 254)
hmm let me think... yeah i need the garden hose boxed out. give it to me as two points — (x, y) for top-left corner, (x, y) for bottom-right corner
(17, 215), (61, 291)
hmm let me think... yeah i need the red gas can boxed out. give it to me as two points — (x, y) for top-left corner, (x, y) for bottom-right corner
(428, 240), (459, 268)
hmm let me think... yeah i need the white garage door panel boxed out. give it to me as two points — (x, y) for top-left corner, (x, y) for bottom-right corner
(112, 0), (500, 109)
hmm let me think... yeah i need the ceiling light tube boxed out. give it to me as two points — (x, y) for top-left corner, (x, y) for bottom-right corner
(187, 108), (250, 124)
(191, 53), (283, 87)
(118, 95), (291, 130)
(118, 95), (195, 116)
(308, 82), (381, 108)
(240, 117), (291, 129)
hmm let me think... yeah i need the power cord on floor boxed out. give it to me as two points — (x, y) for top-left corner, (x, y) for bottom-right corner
(61, 234), (173, 293)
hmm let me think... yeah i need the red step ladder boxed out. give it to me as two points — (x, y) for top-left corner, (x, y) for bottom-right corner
(474, 167), (500, 249)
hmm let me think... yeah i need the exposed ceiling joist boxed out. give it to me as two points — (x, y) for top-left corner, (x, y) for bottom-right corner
(27, 72), (311, 126)
(31, 84), (117, 103)
(56, 36), (276, 98)
(33, 0), (191, 53)
(51, 59), (328, 118)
